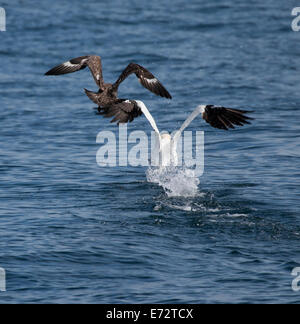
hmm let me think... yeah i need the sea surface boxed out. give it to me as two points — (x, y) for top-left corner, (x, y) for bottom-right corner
(0, 0), (300, 304)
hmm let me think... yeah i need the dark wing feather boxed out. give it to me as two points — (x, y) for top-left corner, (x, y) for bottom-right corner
(113, 63), (172, 99)
(97, 100), (143, 125)
(45, 55), (104, 89)
(84, 88), (100, 105)
(202, 105), (253, 130)
(45, 56), (89, 75)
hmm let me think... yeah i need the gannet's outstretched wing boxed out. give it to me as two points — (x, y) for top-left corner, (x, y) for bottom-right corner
(113, 63), (172, 99)
(135, 100), (160, 135)
(45, 55), (105, 90)
(135, 101), (161, 166)
(173, 104), (253, 142)
(170, 105), (205, 165)
(178, 105), (206, 135)
(171, 104), (253, 163)
(172, 105), (206, 159)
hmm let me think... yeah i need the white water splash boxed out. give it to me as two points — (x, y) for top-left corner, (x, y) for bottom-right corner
(146, 166), (200, 197)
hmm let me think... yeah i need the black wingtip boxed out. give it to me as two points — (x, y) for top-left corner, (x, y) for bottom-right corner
(164, 91), (172, 99)
(159, 88), (172, 99)
(44, 68), (58, 76)
(162, 87), (172, 99)
(203, 106), (255, 130)
(161, 94), (172, 100)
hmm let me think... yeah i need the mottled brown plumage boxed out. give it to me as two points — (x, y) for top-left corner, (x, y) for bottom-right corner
(97, 100), (143, 124)
(45, 55), (172, 124)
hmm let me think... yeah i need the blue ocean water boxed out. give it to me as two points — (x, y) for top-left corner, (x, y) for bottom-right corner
(0, 0), (300, 303)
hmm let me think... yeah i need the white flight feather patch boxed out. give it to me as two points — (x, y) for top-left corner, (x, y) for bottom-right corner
(64, 61), (77, 67)
(146, 78), (158, 84)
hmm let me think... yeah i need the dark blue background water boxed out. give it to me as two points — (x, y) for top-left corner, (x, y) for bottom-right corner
(0, 0), (300, 303)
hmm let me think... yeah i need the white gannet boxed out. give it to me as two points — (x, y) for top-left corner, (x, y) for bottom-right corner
(133, 101), (253, 167)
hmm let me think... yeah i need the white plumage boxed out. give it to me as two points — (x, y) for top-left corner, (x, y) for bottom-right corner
(136, 101), (206, 167)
